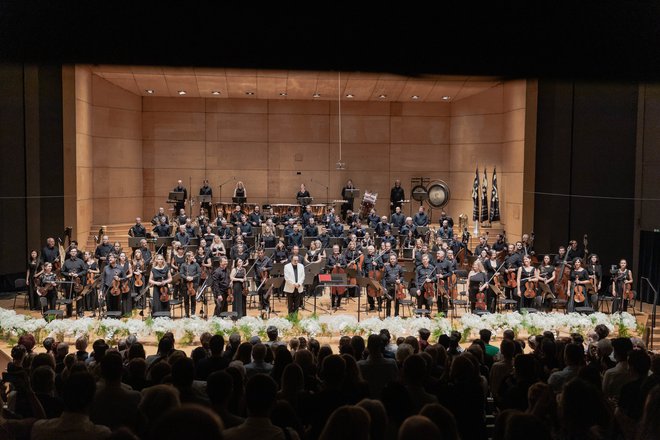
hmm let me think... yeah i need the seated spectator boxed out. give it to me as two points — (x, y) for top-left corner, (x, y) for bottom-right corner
(357, 334), (398, 399)
(318, 405), (370, 440)
(31, 365), (64, 418)
(150, 404), (224, 440)
(602, 337), (634, 401)
(138, 384), (181, 437)
(402, 355), (437, 412)
(196, 334), (230, 380)
(398, 415), (441, 440)
(357, 399), (388, 440)
(548, 343), (584, 393)
(207, 370), (245, 429)
(31, 371), (111, 440)
(419, 403), (460, 440)
(171, 357), (210, 405)
(244, 343), (273, 378)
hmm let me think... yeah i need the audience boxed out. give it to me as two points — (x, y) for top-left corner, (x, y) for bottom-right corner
(1, 325), (655, 440)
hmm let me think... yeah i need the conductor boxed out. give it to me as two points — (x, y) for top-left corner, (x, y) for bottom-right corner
(283, 255), (305, 315)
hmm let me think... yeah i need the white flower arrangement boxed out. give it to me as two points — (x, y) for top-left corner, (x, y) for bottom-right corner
(0, 307), (641, 345)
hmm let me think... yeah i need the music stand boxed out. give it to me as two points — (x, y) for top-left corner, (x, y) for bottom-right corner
(345, 189), (361, 199)
(298, 196), (313, 205)
(232, 196), (247, 204)
(169, 191), (185, 203)
(156, 236), (174, 253)
(263, 277), (284, 317)
(198, 195), (212, 204)
(128, 237), (144, 249)
(416, 226), (429, 236)
(329, 237), (344, 249)
(303, 237), (317, 248)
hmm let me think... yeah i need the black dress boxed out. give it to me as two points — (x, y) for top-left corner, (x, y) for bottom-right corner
(27, 259), (41, 310)
(468, 271), (487, 310)
(120, 260), (132, 316)
(232, 267), (247, 317)
(569, 268), (590, 310)
(151, 265), (170, 314)
(519, 266), (537, 308)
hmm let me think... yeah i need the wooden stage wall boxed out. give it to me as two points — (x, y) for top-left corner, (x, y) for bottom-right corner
(65, 67), (535, 246)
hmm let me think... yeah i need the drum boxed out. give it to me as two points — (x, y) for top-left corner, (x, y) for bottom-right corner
(271, 204), (287, 218)
(245, 203), (258, 215)
(359, 191), (378, 220)
(291, 204), (302, 219)
(215, 202), (232, 221)
(310, 204), (326, 220)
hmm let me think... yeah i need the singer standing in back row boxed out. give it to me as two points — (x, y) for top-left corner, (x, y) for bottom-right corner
(390, 179), (405, 214)
(341, 179), (356, 221)
(296, 184), (311, 207)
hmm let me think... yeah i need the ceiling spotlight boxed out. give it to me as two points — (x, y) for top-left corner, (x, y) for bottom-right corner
(312, 92), (321, 98)
(178, 90), (187, 95)
(336, 161), (346, 170)
(245, 91), (254, 95)
(145, 89), (154, 94)
(442, 96), (452, 101)
(411, 95), (420, 100)
(378, 94), (387, 99)
(279, 92), (287, 96)
(211, 91), (221, 95)
(345, 94), (354, 98)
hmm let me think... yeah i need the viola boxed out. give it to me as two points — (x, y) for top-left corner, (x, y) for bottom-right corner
(227, 290), (234, 304)
(110, 278), (122, 296)
(573, 277), (585, 303)
(623, 282), (633, 301)
(524, 279), (537, 298)
(506, 270), (517, 288)
(187, 279), (196, 296)
(437, 277), (448, 298)
(120, 278), (131, 294)
(395, 281), (406, 300)
(73, 276), (84, 294)
(86, 271), (95, 285)
(159, 283), (170, 302)
(423, 280), (436, 299)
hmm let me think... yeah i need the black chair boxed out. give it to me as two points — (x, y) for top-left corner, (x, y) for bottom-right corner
(12, 278), (29, 309)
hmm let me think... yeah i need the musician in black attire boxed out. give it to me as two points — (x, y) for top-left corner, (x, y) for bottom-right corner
(566, 240), (583, 263)
(175, 225), (190, 246)
(612, 258), (633, 313)
(151, 207), (169, 225)
(390, 180), (405, 214)
(439, 211), (454, 228)
(149, 254), (171, 315)
(61, 248), (88, 317)
(249, 206), (263, 227)
(302, 205), (314, 227)
(129, 217), (146, 238)
(239, 215), (253, 237)
(473, 236), (490, 257)
(413, 206), (429, 227)
(180, 252), (201, 317)
(152, 218), (171, 237)
(26, 250), (41, 310)
(382, 229), (397, 251)
(173, 180), (187, 212)
(587, 254), (602, 298)
(287, 224), (303, 250)
(375, 216), (390, 237)
(94, 236), (114, 270)
(492, 234), (507, 252)
(340, 179), (356, 220)
(216, 219), (232, 240)
(343, 241), (362, 298)
(199, 179), (213, 215)
(317, 227), (330, 249)
(304, 218), (319, 238)
(438, 220), (453, 240)
(363, 245), (383, 312)
(138, 239), (152, 266)
(383, 254), (404, 317)
(390, 206), (405, 229)
(254, 249), (273, 315)
(38, 262), (58, 314)
(503, 244), (523, 308)
(102, 254), (126, 314)
(296, 184), (311, 206)
(568, 258), (591, 312)
(41, 237), (59, 265)
(416, 255), (435, 311)
(484, 250), (501, 312)
(326, 245), (346, 309)
(330, 221), (344, 238)
(211, 257), (230, 316)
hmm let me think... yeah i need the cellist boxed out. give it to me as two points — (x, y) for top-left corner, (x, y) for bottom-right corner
(326, 244), (347, 310)
(416, 255), (435, 312)
(344, 241), (362, 298)
(363, 245), (383, 312)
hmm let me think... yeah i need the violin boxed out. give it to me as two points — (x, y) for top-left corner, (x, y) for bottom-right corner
(120, 278), (131, 294)
(623, 281), (634, 301)
(134, 271), (144, 288)
(506, 269), (517, 288)
(524, 279), (537, 298)
(423, 266), (437, 299)
(437, 277), (448, 298)
(573, 276), (585, 303)
(73, 276), (84, 294)
(227, 290), (234, 304)
(86, 271), (95, 285)
(395, 280), (406, 300)
(187, 279), (196, 296)
(110, 278), (122, 296)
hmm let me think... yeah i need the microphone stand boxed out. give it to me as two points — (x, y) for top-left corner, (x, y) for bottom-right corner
(218, 177), (236, 203)
(309, 178), (329, 205)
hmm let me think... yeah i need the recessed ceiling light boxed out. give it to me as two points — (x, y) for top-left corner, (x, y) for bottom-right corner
(442, 96), (452, 101)
(145, 89), (154, 94)
(211, 91), (221, 95)
(411, 95), (420, 100)
(345, 94), (354, 98)
(245, 91), (254, 96)
(178, 90), (187, 96)
(279, 92), (287, 96)
(378, 94), (387, 99)
(312, 92), (321, 98)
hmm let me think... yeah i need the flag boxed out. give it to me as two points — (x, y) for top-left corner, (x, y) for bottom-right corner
(480, 168), (489, 222)
(472, 167), (479, 221)
(490, 167), (500, 222)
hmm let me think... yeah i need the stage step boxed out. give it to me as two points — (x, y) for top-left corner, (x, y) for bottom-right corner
(84, 223), (135, 254)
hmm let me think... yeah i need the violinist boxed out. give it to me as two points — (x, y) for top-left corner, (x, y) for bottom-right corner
(149, 254), (172, 315)
(151, 207), (169, 225)
(587, 254), (602, 297)
(199, 179), (213, 214)
(61, 248), (88, 317)
(83, 252), (100, 315)
(170, 243), (186, 303)
(383, 254), (404, 317)
(102, 254), (126, 314)
(612, 259), (633, 313)
(568, 258), (591, 311)
(390, 206), (405, 229)
(473, 235), (490, 257)
(255, 248), (273, 313)
(211, 256), (230, 316)
(180, 251), (201, 318)
(492, 234), (507, 252)
(521, 233), (535, 257)
(360, 232), (374, 250)
(138, 239), (152, 266)
(364, 245), (384, 312)
(117, 252), (133, 316)
(132, 249), (147, 308)
(38, 262), (58, 314)
(216, 219), (232, 240)
(231, 243), (249, 263)
(175, 224), (191, 247)
(414, 243), (430, 268)
(484, 249), (501, 313)
(538, 255), (556, 308)
(209, 235), (227, 259)
(517, 255), (540, 309)
(229, 259), (248, 318)
(503, 244), (522, 307)
(467, 260), (488, 312)
(26, 250), (42, 310)
(416, 255), (435, 312)
(327, 245), (347, 310)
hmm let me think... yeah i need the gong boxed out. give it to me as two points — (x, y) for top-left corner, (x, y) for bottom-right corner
(427, 181), (450, 208)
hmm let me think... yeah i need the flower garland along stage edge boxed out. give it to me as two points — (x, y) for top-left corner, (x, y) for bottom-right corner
(0, 307), (642, 346)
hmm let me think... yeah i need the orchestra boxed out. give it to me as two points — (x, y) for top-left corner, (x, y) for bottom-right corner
(23, 177), (638, 322)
